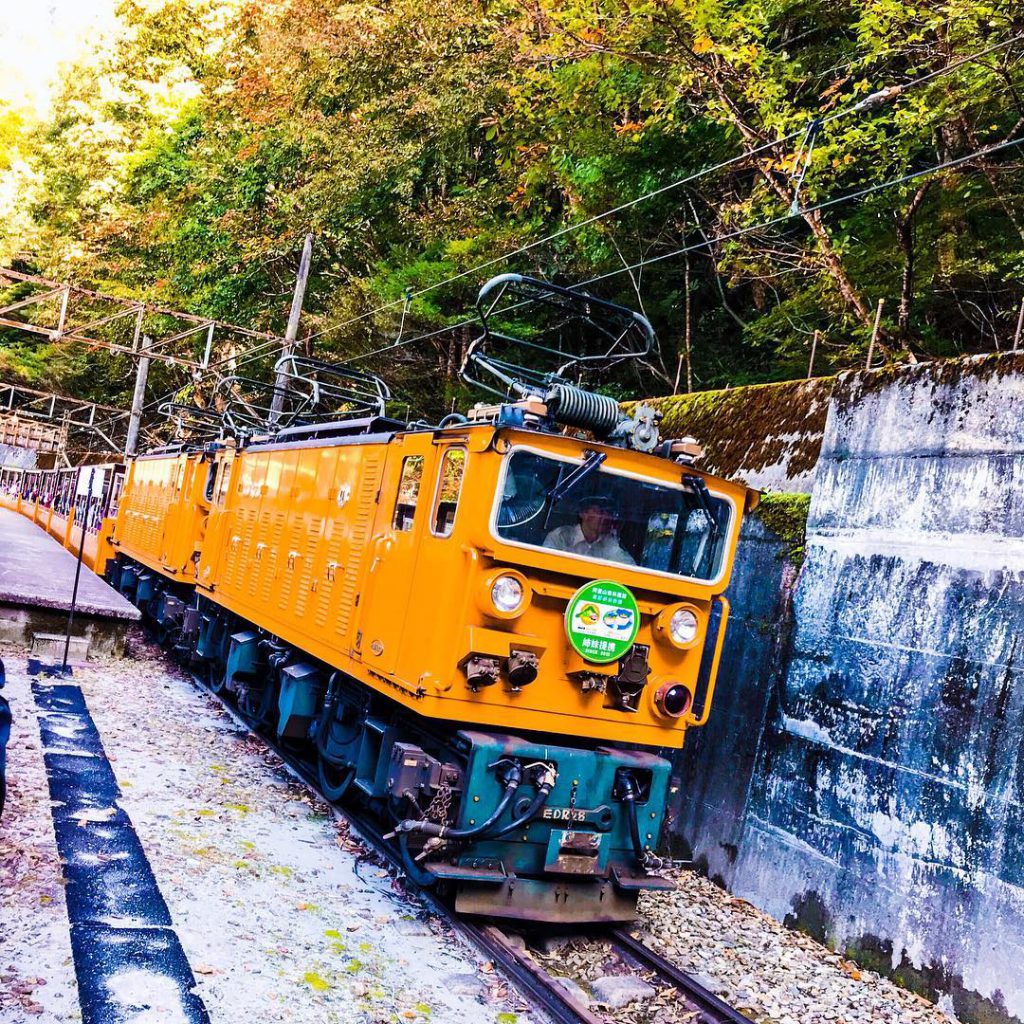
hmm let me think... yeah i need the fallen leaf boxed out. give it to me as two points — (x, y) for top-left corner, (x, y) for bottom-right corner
(302, 971), (330, 992)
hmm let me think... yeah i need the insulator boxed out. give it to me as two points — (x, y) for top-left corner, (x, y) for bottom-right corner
(544, 383), (622, 437)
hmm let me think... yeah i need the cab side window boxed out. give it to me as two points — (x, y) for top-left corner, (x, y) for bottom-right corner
(432, 448), (466, 538)
(215, 461), (232, 504)
(204, 462), (218, 502)
(393, 455), (424, 531)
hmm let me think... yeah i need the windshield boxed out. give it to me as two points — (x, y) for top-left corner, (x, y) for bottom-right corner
(494, 449), (732, 582)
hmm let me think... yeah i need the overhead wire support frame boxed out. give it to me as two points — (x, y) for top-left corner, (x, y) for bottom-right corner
(0, 267), (285, 372)
(462, 273), (656, 400)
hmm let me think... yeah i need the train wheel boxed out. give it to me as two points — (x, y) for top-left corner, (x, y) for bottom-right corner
(207, 663), (227, 695)
(237, 676), (275, 730)
(317, 754), (355, 802)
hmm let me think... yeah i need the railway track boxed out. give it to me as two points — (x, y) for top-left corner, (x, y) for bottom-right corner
(610, 928), (752, 1024)
(185, 664), (748, 1024)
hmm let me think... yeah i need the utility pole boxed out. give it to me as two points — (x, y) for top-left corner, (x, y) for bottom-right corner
(270, 233), (314, 422)
(61, 466), (95, 675)
(807, 329), (820, 378)
(124, 334), (153, 456)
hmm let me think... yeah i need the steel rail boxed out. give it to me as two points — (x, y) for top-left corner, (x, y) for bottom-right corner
(610, 927), (752, 1024)
(180, 668), (745, 1024)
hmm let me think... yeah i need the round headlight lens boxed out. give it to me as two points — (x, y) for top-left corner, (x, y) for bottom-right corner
(655, 682), (693, 718)
(670, 608), (699, 645)
(491, 575), (524, 614)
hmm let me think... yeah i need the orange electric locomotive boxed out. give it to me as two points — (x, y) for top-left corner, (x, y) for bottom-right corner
(104, 276), (756, 923)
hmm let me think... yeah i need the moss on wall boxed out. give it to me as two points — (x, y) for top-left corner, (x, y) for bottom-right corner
(633, 377), (834, 484)
(833, 350), (1024, 413)
(756, 492), (811, 543)
(754, 492), (811, 566)
(636, 352), (1023, 488)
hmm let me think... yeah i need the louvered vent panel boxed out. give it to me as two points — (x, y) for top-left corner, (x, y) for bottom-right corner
(314, 522), (345, 630)
(294, 515), (322, 619)
(275, 510), (299, 615)
(337, 454), (381, 641)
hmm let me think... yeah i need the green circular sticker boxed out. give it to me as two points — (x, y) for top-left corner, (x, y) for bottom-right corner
(565, 580), (640, 664)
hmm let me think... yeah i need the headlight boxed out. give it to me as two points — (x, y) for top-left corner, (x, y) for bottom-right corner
(476, 569), (531, 619)
(654, 603), (702, 649)
(491, 574), (524, 613)
(670, 608), (699, 645)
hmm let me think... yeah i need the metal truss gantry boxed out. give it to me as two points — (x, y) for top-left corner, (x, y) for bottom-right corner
(0, 266), (285, 371)
(0, 382), (156, 459)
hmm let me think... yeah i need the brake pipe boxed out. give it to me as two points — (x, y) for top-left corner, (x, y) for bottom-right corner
(391, 761), (523, 841)
(314, 672), (362, 763)
(487, 763), (557, 839)
(617, 775), (646, 865)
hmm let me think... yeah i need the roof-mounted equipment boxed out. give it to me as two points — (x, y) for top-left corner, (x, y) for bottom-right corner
(214, 357), (393, 440)
(156, 401), (227, 445)
(272, 355), (391, 422)
(214, 375), (306, 437)
(460, 274), (662, 452)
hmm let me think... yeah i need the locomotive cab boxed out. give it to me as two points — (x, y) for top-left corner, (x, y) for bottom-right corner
(355, 422), (749, 750)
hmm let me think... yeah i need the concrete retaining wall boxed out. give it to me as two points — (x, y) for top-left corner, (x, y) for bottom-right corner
(668, 354), (1024, 1023)
(644, 376), (833, 492)
(670, 511), (800, 884)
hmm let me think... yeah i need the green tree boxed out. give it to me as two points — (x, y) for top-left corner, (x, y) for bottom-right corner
(0, 0), (1021, 419)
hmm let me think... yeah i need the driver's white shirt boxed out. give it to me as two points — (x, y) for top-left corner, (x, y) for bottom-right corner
(543, 523), (636, 565)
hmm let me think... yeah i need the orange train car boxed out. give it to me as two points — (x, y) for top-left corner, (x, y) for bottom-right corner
(0, 462), (124, 573)
(102, 276), (757, 924)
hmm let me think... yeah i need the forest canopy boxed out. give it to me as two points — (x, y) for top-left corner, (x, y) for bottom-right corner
(1, 0), (1022, 418)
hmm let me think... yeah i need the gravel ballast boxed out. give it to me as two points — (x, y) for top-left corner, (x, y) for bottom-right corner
(633, 876), (958, 1024)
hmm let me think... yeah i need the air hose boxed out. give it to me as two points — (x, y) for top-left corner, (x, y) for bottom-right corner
(487, 763), (557, 839)
(617, 775), (645, 865)
(392, 761), (522, 841)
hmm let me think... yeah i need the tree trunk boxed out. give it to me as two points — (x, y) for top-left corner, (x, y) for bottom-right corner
(683, 251), (693, 393)
(703, 63), (879, 332)
(896, 183), (932, 345)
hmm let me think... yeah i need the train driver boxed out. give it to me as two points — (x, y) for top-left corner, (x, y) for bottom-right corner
(543, 496), (636, 565)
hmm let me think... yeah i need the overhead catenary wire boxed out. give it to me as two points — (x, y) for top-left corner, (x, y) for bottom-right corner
(580, 133), (1024, 288)
(335, 131), (1024, 370)
(174, 128), (1024, 405)
(203, 121), (813, 374)
(286, 31), (1024, 348)
(134, 31), (1024, 419)
(102, 123), (1024, 439)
